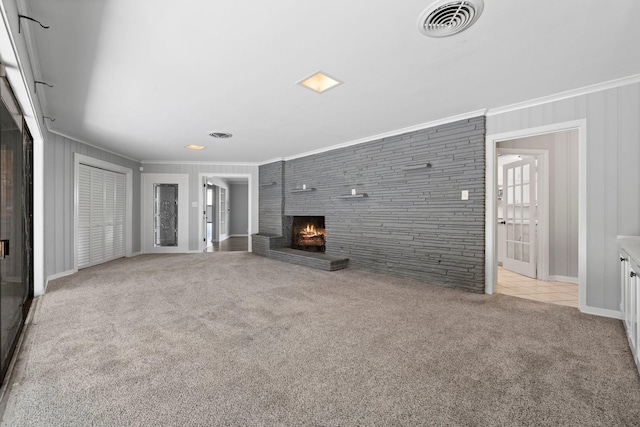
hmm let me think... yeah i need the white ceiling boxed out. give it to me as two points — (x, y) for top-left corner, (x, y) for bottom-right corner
(20, 0), (640, 163)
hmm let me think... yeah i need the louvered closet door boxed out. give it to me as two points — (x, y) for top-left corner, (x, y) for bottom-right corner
(78, 164), (126, 268)
(104, 171), (115, 261)
(113, 173), (126, 258)
(90, 169), (105, 265)
(77, 166), (92, 267)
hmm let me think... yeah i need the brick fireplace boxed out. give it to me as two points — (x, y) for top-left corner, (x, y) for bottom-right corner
(253, 116), (486, 290)
(291, 216), (325, 252)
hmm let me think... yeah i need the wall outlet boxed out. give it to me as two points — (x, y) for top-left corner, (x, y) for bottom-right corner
(461, 190), (469, 200)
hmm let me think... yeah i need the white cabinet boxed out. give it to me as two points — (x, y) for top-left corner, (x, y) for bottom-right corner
(619, 237), (640, 376)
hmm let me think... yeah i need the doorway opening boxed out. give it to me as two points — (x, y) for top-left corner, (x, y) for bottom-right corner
(486, 123), (584, 309)
(200, 174), (251, 253)
(495, 148), (577, 307)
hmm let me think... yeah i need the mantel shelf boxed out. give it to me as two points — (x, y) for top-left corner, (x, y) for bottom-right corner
(291, 188), (316, 193)
(338, 193), (368, 199)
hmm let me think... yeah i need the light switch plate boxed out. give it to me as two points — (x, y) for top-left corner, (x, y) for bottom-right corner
(461, 190), (469, 200)
(191, 202), (198, 207)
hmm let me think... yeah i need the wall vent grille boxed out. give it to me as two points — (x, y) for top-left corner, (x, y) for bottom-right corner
(209, 132), (233, 139)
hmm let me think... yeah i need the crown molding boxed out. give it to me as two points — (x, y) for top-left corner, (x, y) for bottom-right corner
(279, 109), (487, 163)
(141, 160), (261, 167)
(47, 128), (141, 163)
(486, 74), (640, 116)
(257, 157), (286, 166)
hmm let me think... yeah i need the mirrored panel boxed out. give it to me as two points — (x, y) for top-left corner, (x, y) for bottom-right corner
(154, 184), (178, 247)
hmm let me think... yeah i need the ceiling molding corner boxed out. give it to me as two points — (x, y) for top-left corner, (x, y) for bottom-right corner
(281, 109), (488, 162)
(486, 74), (640, 117)
(46, 128), (141, 163)
(140, 160), (261, 167)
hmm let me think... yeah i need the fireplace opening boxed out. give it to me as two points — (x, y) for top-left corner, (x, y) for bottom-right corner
(291, 216), (325, 252)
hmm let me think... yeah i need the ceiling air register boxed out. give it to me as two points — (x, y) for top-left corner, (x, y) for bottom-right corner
(418, 0), (484, 38)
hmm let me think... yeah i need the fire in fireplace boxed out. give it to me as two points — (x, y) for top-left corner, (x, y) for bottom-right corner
(291, 216), (325, 252)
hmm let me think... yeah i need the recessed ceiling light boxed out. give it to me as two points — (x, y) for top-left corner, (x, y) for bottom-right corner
(209, 132), (233, 139)
(297, 71), (343, 94)
(185, 144), (205, 150)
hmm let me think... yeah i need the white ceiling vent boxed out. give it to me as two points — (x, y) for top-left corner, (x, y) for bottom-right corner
(418, 0), (484, 38)
(209, 132), (233, 139)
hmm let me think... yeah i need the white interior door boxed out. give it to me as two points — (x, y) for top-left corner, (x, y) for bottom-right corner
(204, 183), (214, 248)
(219, 187), (227, 241)
(502, 158), (537, 278)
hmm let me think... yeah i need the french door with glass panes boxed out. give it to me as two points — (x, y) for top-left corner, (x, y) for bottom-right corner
(502, 157), (537, 278)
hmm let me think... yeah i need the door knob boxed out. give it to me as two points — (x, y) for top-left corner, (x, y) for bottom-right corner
(631, 271), (637, 278)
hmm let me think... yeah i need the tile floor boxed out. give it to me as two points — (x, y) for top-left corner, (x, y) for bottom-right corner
(496, 266), (578, 308)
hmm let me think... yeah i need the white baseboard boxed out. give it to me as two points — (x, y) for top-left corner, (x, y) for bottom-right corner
(548, 275), (579, 285)
(229, 234), (248, 237)
(579, 305), (623, 320)
(45, 269), (76, 293)
(128, 251), (142, 257)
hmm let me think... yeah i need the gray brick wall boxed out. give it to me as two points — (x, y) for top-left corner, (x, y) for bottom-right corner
(258, 161), (285, 235)
(259, 117), (486, 292)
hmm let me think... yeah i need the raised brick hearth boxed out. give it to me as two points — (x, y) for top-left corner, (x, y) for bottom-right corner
(251, 234), (348, 271)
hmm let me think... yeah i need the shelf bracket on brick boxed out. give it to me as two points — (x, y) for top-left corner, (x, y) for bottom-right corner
(338, 194), (367, 199)
(401, 163), (432, 171)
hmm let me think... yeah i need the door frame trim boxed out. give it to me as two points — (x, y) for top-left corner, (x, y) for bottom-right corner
(485, 119), (587, 312)
(198, 173), (253, 253)
(73, 154), (134, 271)
(141, 173), (189, 253)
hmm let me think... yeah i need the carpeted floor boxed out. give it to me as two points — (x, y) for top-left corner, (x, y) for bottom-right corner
(2, 252), (640, 426)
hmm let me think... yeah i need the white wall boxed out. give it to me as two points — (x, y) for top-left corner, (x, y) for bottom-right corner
(229, 183), (249, 236)
(487, 82), (640, 313)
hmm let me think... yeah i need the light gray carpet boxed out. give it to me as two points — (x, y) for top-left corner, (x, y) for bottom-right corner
(2, 253), (640, 426)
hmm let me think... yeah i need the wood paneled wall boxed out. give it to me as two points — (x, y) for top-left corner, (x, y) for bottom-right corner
(43, 130), (141, 280)
(487, 82), (640, 312)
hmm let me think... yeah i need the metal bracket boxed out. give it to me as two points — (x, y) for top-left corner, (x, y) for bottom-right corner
(18, 15), (49, 33)
(34, 80), (54, 93)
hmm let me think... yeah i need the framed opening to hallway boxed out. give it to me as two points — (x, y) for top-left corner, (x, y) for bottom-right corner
(198, 173), (253, 253)
(485, 120), (587, 312)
